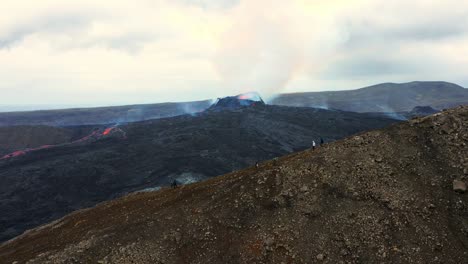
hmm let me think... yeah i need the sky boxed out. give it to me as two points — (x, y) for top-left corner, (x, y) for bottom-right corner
(1, 0), (468, 109)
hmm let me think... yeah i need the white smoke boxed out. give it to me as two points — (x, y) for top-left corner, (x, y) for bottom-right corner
(213, 1), (348, 102)
(214, 1), (302, 102)
(376, 104), (407, 120)
(179, 99), (216, 116)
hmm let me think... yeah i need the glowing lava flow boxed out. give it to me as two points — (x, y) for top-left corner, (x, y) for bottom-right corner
(0, 126), (125, 160)
(102, 128), (113, 135)
(101, 127), (126, 138)
(3, 150), (27, 159)
(237, 92), (261, 100)
(1, 145), (53, 159)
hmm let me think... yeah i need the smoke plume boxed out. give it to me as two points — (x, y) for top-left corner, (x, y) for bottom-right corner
(214, 1), (303, 101)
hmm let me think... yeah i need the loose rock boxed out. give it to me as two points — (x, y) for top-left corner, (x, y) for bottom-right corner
(453, 180), (466, 193)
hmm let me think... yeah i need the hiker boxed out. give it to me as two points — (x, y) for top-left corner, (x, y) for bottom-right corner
(171, 179), (178, 189)
(320, 137), (324, 145)
(312, 140), (316, 150)
(255, 161), (259, 169)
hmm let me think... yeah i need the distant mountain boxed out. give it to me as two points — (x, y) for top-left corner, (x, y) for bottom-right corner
(0, 81), (465, 127)
(0, 104), (396, 242)
(2, 106), (466, 264)
(0, 100), (212, 127)
(272, 81), (468, 112)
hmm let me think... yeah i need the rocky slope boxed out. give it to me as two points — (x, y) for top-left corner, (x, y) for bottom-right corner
(0, 105), (396, 243)
(273, 81), (468, 112)
(1, 106), (467, 264)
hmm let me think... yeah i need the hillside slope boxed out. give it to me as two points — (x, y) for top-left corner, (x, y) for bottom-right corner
(1, 106), (467, 263)
(273, 81), (468, 112)
(0, 105), (396, 243)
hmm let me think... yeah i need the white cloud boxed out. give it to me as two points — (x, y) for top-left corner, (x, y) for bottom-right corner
(0, 0), (467, 108)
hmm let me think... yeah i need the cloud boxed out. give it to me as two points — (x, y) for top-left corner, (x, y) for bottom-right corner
(322, 57), (417, 78)
(0, 3), (159, 54)
(175, 0), (239, 9)
(339, 3), (468, 50)
(64, 32), (158, 54)
(0, 0), (467, 108)
(308, 0), (468, 89)
(0, 13), (94, 48)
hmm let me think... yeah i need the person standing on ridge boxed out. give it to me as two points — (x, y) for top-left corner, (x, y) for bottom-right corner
(312, 140), (316, 150)
(320, 137), (324, 145)
(171, 179), (178, 189)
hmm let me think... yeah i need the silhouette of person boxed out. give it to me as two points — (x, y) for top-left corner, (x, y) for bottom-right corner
(171, 180), (178, 189)
(320, 137), (324, 145)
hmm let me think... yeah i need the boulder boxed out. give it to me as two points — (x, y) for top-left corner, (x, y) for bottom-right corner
(453, 180), (466, 193)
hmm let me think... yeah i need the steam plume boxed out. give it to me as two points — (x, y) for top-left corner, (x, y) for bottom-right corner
(214, 1), (302, 101)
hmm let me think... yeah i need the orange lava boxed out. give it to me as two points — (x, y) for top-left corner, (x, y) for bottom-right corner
(102, 128), (114, 135)
(1, 126), (119, 160)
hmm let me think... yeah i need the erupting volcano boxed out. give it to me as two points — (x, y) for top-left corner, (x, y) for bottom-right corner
(208, 92), (265, 111)
(0, 126), (126, 160)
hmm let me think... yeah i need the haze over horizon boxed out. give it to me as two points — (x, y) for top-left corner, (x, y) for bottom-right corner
(1, 0), (468, 109)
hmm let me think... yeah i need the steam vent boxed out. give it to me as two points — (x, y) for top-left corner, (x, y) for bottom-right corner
(208, 92), (265, 111)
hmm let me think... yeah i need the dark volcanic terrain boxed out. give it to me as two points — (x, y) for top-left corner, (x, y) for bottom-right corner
(0, 104), (396, 242)
(1, 106), (466, 264)
(0, 126), (96, 156)
(0, 100), (212, 127)
(273, 81), (468, 112)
